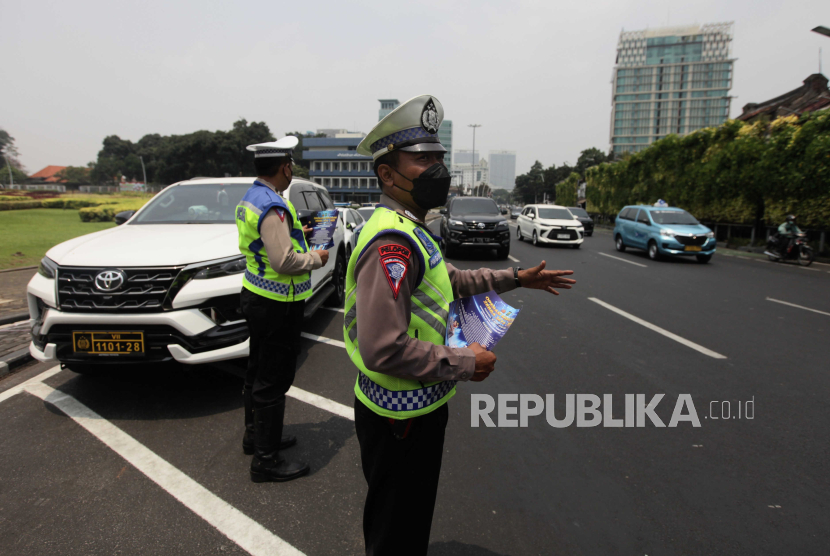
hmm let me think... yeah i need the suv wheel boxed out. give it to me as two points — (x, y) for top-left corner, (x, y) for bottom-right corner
(648, 241), (660, 261)
(532, 230), (539, 246)
(615, 235), (626, 252)
(325, 252), (346, 306)
(496, 245), (510, 259)
(517, 227), (523, 241)
(696, 254), (712, 264)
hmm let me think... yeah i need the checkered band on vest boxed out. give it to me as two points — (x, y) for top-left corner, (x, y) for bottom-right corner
(370, 127), (437, 154)
(358, 372), (456, 412)
(294, 279), (312, 294)
(245, 270), (290, 296)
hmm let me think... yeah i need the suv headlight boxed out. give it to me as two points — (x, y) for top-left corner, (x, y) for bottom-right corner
(38, 257), (58, 279)
(660, 229), (676, 238)
(496, 221), (509, 229)
(194, 256), (247, 279)
(705, 232), (715, 239)
(449, 220), (465, 227)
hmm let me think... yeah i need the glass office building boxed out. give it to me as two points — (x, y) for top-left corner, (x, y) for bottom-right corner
(610, 22), (734, 154)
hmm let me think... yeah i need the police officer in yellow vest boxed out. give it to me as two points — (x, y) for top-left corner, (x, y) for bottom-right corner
(345, 96), (577, 554)
(237, 137), (329, 483)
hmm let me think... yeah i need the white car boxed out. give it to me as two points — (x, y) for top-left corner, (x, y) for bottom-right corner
(337, 207), (366, 260)
(516, 204), (584, 248)
(27, 177), (346, 373)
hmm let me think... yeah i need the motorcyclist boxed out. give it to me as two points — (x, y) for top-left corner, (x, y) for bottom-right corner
(777, 215), (802, 258)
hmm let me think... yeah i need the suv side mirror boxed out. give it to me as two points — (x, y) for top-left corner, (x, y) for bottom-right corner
(439, 208), (447, 215)
(115, 210), (136, 225)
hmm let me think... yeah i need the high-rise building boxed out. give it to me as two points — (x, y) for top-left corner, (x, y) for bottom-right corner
(610, 22), (734, 155)
(488, 150), (516, 190)
(378, 98), (452, 165)
(453, 150), (479, 165)
(304, 137), (380, 204)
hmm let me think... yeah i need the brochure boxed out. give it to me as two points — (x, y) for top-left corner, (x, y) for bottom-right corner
(307, 209), (338, 251)
(445, 290), (520, 350)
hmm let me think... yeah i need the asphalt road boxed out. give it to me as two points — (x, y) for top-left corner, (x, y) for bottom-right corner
(1, 222), (828, 555)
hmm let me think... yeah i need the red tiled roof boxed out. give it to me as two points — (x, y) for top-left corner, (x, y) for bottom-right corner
(738, 74), (830, 122)
(29, 165), (68, 183)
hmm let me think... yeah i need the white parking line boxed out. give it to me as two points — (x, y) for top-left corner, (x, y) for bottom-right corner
(23, 381), (306, 556)
(766, 297), (830, 317)
(321, 307), (344, 313)
(300, 332), (346, 349)
(598, 252), (648, 268)
(287, 386), (353, 421)
(508, 255), (520, 263)
(589, 297), (727, 359)
(0, 365), (63, 405)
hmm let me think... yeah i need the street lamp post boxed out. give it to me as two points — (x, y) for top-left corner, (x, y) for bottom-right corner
(139, 156), (148, 187)
(4, 156), (13, 189)
(468, 124), (481, 195)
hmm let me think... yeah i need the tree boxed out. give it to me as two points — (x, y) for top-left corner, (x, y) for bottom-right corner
(0, 128), (28, 186)
(55, 166), (93, 185)
(575, 147), (610, 177)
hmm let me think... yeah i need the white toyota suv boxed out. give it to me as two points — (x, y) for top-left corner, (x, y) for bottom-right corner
(516, 204), (584, 248)
(27, 177), (346, 373)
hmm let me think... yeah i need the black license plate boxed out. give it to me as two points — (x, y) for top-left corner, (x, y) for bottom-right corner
(72, 331), (145, 355)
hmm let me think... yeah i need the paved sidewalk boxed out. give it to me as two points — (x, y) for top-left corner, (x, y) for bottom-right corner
(0, 267), (36, 375)
(0, 267), (36, 319)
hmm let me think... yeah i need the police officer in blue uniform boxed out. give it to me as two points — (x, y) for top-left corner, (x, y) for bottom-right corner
(237, 137), (328, 482)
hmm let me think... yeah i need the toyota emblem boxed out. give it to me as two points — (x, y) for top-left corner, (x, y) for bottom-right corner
(477, 222), (485, 229)
(95, 270), (125, 292)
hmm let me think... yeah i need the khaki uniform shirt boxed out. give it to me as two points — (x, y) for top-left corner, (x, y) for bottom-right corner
(258, 178), (323, 275)
(354, 194), (517, 383)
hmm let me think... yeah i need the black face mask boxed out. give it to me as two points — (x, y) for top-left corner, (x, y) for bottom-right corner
(391, 163), (452, 210)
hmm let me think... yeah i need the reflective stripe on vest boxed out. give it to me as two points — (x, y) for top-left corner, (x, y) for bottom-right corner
(344, 207), (457, 420)
(236, 181), (313, 302)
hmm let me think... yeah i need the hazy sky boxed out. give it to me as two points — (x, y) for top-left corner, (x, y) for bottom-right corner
(3, 0), (828, 177)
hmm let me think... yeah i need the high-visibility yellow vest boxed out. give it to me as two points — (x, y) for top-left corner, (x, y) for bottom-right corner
(344, 207), (456, 419)
(236, 180), (313, 302)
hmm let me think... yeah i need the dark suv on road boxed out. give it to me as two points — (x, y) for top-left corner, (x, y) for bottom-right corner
(568, 207), (594, 236)
(440, 197), (511, 259)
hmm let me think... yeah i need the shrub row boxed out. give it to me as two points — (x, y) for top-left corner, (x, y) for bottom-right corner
(79, 201), (147, 222)
(40, 198), (116, 210)
(0, 200), (43, 211)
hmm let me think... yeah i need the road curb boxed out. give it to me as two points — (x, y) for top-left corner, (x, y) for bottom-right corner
(0, 347), (33, 379)
(0, 265), (37, 274)
(0, 312), (30, 327)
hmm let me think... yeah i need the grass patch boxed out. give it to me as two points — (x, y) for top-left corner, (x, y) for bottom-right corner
(0, 209), (116, 270)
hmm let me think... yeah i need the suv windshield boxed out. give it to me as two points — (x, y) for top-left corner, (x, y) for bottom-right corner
(132, 183), (250, 224)
(650, 210), (699, 225)
(537, 208), (574, 220)
(569, 208), (588, 217)
(452, 199), (500, 215)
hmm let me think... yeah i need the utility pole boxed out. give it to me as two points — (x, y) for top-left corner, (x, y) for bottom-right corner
(468, 124), (481, 194)
(139, 156), (148, 187)
(4, 156), (13, 188)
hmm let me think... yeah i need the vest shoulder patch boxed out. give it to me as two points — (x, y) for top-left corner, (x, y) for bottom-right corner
(272, 207), (286, 222)
(378, 245), (410, 300)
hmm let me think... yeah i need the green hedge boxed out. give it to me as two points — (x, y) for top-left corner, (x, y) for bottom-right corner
(79, 201), (147, 222)
(41, 198), (114, 210)
(0, 196), (34, 202)
(0, 200), (42, 211)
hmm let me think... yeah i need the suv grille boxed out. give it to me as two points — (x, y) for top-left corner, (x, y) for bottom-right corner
(464, 222), (497, 231)
(675, 235), (707, 246)
(57, 266), (184, 312)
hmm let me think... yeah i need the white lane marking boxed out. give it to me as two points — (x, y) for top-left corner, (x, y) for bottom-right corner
(598, 252), (648, 268)
(23, 382), (306, 556)
(300, 332), (346, 349)
(812, 260), (830, 267)
(0, 299), (12, 305)
(0, 318), (32, 331)
(737, 256), (751, 260)
(798, 266), (820, 271)
(507, 255), (520, 263)
(321, 307), (344, 313)
(0, 365), (63, 405)
(588, 298), (727, 359)
(287, 386), (353, 421)
(766, 297), (830, 317)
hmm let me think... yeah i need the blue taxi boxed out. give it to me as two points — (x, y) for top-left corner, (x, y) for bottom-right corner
(613, 205), (716, 263)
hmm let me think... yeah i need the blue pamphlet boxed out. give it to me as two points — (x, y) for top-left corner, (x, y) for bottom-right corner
(445, 290), (520, 350)
(308, 209), (338, 251)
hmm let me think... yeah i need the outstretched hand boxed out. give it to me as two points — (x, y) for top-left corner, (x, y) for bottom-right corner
(517, 261), (575, 295)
